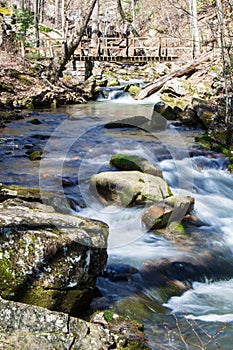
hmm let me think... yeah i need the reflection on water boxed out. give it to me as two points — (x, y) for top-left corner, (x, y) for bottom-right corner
(1, 100), (233, 349)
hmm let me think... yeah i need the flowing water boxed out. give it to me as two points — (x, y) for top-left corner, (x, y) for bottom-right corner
(1, 92), (233, 349)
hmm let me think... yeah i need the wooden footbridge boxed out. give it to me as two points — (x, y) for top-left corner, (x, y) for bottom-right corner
(74, 36), (189, 62)
(26, 36), (193, 63)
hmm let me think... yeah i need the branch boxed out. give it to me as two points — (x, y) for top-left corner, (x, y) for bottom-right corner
(136, 52), (212, 100)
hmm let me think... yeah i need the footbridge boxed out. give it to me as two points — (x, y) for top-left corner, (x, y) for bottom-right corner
(74, 36), (192, 62)
(26, 36), (193, 63)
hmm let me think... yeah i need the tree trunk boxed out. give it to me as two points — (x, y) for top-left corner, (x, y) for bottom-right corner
(91, 0), (100, 55)
(136, 52), (212, 100)
(34, 0), (40, 47)
(189, 0), (200, 58)
(46, 0), (98, 83)
(216, 0), (232, 125)
(55, 0), (60, 29)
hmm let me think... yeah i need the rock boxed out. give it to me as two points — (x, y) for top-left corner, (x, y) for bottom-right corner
(104, 115), (149, 129)
(91, 311), (149, 349)
(178, 106), (199, 126)
(150, 104), (167, 131)
(194, 103), (215, 128)
(141, 195), (195, 230)
(0, 183), (75, 213)
(90, 171), (172, 206)
(25, 144), (43, 160)
(110, 153), (163, 177)
(30, 118), (42, 125)
(0, 197), (108, 316)
(209, 124), (233, 150)
(161, 78), (189, 97)
(29, 150), (43, 160)
(0, 297), (146, 350)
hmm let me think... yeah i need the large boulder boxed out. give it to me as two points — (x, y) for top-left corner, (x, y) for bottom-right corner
(0, 297), (149, 349)
(141, 195), (195, 230)
(110, 153), (163, 177)
(0, 197), (108, 316)
(90, 171), (172, 206)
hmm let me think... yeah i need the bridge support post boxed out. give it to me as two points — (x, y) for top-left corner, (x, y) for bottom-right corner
(66, 60), (93, 82)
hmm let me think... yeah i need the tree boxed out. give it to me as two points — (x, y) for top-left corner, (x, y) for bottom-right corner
(216, 0), (233, 126)
(189, 0), (200, 58)
(46, 0), (98, 83)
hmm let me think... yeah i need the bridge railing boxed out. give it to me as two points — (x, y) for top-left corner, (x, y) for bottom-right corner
(22, 35), (194, 61)
(75, 36), (192, 59)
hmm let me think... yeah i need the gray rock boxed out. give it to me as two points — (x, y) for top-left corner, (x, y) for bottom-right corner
(161, 78), (189, 96)
(90, 170), (172, 206)
(0, 197), (108, 316)
(141, 195), (195, 230)
(0, 297), (124, 349)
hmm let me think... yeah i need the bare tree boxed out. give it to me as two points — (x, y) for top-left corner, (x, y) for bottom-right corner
(46, 0), (98, 83)
(189, 0), (200, 58)
(216, 0), (233, 126)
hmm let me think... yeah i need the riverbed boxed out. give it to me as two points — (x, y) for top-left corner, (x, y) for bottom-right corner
(1, 95), (233, 349)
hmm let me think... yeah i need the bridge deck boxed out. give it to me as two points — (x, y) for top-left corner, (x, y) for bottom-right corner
(74, 55), (178, 62)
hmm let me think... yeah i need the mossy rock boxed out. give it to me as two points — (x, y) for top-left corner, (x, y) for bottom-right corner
(110, 153), (163, 177)
(29, 150), (42, 161)
(127, 85), (142, 97)
(107, 79), (120, 87)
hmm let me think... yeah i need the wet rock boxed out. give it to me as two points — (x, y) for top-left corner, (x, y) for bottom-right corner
(90, 171), (172, 206)
(0, 197), (108, 316)
(110, 153), (163, 177)
(25, 144), (43, 160)
(0, 297), (140, 350)
(141, 195), (195, 230)
(30, 118), (42, 125)
(101, 263), (139, 282)
(104, 115), (149, 129)
(193, 99), (215, 128)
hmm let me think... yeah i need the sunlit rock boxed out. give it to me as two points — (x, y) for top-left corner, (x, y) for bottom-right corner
(90, 170), (172, 206)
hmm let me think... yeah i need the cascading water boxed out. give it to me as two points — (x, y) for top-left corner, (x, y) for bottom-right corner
(1, 92), (233, 349)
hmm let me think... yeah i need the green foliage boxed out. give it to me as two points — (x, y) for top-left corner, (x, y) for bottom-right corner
(39, 25), (52, 33)
(14, 9), (34, 39)
(103, 310), (115, 322)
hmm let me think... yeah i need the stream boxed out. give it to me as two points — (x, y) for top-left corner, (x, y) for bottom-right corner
(1, 91), (233, 349)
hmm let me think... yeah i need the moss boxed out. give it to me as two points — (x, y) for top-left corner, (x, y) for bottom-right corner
(107, 79), (120, 87)
(110, 154), (143, 171)
(128, 85), (142, 97)
(103, 309), (115, 322)
(29, 151), (42, 161)
(168, 222), (185, 235)
(228, 164), (233, 173)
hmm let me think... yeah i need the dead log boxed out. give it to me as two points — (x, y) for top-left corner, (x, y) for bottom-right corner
(136, 53), (212, 100)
